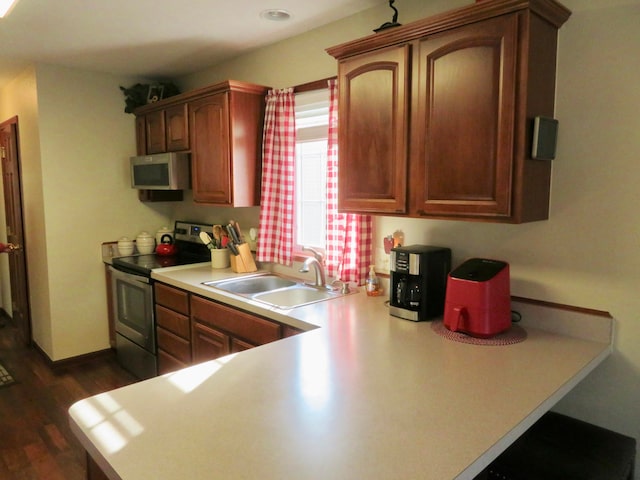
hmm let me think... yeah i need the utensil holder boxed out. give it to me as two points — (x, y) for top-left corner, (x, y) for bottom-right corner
(211, 249), (230, 269)
(230, 243), (257, 273)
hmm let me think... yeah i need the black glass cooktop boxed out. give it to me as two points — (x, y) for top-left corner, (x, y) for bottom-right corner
(112, 250), (209, 276)
(112, 221), (213, 276)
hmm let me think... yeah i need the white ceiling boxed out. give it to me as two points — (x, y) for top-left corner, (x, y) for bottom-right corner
(0, 0), (632, 90)
(0, 0), (387, 89)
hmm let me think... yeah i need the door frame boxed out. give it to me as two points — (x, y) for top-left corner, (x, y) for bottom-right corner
(0, 115), (32, 345)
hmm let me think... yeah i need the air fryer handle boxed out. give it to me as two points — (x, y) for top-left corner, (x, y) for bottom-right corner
(450, 306), (467, 332)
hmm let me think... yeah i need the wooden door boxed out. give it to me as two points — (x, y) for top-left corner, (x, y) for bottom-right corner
(189, 93), (232, 205)
(191, 322), (229, 364)
(165, 103), (189, 151)
(337, 44), (410, 214)
(145, 110), (166, 154)
(0, 117), (31, 345)
(411, 14), (518, 219)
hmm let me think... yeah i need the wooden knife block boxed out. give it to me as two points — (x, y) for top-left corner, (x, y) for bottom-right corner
(230, 243), (257, 273)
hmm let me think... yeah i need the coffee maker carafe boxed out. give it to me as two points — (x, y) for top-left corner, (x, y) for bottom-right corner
(389, 245), (451, 322)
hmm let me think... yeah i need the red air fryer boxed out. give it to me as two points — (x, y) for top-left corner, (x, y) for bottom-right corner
(443, 258), (511, 338)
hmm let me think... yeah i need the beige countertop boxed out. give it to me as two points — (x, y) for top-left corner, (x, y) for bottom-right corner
(70, 264), (612, 480)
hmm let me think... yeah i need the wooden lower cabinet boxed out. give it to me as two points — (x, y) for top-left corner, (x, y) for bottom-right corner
(154, 282), (297, 373)
(192, 321), (230, 364)
(191, 295), (282, 346)
(86, 453), (109, 480)
(283, 325), (304, 338)
(155, 284), (192, 375)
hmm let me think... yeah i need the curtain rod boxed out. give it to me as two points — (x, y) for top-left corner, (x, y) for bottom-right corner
(293, 76), (337, 93)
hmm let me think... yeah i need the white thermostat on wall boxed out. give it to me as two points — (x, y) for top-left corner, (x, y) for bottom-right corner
(532, 116), (559, 160)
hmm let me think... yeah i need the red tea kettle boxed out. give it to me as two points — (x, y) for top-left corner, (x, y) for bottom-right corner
(155, 234), (178, 256)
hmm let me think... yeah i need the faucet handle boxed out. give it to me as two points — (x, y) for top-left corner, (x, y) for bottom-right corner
(331, 279), (350, 295)
(302, 246), (324, 262)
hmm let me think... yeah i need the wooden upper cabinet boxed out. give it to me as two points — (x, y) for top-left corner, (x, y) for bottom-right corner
(327, 0), (571, 223)
(133, 81), (267, 205)
(189, 93), (231, 205)
(189, 83), (268, 206)
(411, 14), (517, 219)
(143, 105), (188, 154)
(145, 110), (166, 154)
(165, 103), (189, 152)
(337, 45), (410, 214)
(135, 116), (146, 156)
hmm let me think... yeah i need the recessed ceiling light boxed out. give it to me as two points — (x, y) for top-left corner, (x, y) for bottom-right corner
(260, 9), (292, 21)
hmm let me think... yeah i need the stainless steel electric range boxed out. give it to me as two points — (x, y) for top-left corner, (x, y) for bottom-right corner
(109, 221), (213, 379)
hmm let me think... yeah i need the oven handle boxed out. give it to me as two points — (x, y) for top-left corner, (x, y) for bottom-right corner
(109, 265), (151, 284)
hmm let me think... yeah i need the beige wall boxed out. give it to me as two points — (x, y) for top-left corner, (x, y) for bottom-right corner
(178, 0), (640, 470)
(0, 64), (175, 359)
(0, 66), (47, 342)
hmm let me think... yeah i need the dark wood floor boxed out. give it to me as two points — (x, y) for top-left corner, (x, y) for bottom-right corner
(0, 321), (137, 479)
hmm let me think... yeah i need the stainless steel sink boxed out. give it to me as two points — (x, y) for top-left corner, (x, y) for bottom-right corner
(204, 274), (297, 295)
(252, 285), (341, 309)
(203, 273), (353, 309)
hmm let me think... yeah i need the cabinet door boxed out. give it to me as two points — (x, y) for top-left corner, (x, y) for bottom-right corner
(145, 110), (166, 154)
(231, 337), (256, 353)
(135, 116), (146, 155)
(337, 44), (410, 214)
(165, 104), (189, 151)
(192, 322), (230, 364)
(189, 93), (232, 205)
(411, 14), (517, 219)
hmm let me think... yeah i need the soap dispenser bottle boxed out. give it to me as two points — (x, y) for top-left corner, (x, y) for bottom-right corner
(366, 265), (380, 296)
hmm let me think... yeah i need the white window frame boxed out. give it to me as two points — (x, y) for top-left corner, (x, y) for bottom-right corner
(293, 89), (330, 257)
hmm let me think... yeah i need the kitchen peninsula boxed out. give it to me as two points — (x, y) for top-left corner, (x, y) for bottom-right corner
(70, 264), (612, 479)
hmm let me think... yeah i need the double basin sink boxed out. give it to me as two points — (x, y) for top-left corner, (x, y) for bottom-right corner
(203, 273), (352, 309)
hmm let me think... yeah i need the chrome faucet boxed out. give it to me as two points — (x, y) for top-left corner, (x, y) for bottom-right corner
(299, 246), (326, 288)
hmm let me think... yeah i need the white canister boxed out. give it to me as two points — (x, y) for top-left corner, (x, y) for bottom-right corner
(211, 249), (230, 269)
(136, 231), (156, 254)
(156, 226), (174, 245)
(117, 237), (134, 256)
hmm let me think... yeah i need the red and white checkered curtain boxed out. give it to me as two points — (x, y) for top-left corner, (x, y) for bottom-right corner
(325, 79), (373, 285)
(256, 88), (296, 266)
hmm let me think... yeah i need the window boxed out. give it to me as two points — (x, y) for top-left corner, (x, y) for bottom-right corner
(294, 89), (329, 253)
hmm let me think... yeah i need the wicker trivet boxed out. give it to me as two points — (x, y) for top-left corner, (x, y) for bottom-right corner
(431, 320), (527, 345)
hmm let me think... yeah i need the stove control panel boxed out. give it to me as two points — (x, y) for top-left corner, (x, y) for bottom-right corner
(174, 221), (213, 244)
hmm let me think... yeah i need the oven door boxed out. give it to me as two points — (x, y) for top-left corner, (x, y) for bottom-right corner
(110, 266), (155, 353)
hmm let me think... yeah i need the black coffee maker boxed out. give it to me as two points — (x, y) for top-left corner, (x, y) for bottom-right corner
(389, 245), (451, 322)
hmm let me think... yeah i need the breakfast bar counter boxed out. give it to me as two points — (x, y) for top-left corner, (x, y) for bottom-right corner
(70, 265), (613, 480)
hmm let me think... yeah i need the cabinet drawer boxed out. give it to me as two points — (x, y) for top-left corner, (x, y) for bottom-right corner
(157, 327), (191, 363)
(191, 295), (281, 346)
(155, 283), (189, 315)
(158, 349), (189, 375)
(156, 304), (190, 339)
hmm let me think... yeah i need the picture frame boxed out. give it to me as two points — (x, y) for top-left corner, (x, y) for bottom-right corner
(147, 84), (164, 104)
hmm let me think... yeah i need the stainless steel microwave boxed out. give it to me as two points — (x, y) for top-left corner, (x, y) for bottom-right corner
(130, 152), (190, 190)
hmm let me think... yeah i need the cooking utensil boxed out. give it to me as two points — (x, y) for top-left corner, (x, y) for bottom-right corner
(231, 220), (244, 242)
(212, 225), (224, 248)
(199, 232), (215, 250)
(226, 223), (241, 245)
(225, 225), (240, 255)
